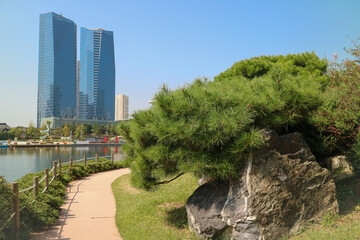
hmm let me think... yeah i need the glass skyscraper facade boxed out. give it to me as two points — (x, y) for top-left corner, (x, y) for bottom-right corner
(37, 12), (77, 127)
(79, 27), (115, 120)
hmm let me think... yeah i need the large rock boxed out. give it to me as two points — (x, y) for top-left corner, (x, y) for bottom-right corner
(186, 131), (339, 240)
(325, 155), (354, 181)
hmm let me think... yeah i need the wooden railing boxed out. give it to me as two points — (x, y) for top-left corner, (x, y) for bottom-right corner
(1, 153), (123, 237)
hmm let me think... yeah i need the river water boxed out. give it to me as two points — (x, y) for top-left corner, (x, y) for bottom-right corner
(0, 145), (125, 182)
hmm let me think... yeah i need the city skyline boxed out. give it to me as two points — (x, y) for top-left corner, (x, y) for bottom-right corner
(38, 12), (116, 127)
(37, 12), (77, 127)
(1, 1), (360, 127)
(79, 27), (115, 121)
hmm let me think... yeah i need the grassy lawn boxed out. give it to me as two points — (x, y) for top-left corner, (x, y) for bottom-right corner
(289, 178), (360, 240)
(112, 173), (199, 240)
(112, 173), (360, 240)
(289, 210), (360, 240)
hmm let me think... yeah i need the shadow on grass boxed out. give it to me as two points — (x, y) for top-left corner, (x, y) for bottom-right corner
(336, 176), (360, 214)
(165, 205), (188, 229)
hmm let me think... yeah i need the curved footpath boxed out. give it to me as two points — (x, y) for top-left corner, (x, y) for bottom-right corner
(31, 168), (131, 240)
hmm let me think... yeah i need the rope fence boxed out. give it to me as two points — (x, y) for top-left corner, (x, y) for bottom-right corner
(39, 175), (46, 184)
(49, 176), (55, 184)
(19, 185), (35, 193)
(73, 158), (84, 163)
(2, 152), (121, 236)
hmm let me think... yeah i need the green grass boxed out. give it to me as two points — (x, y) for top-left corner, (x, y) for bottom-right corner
(289, 178), (360, 240)
(112, 174), (360, 240)
(112, 173), (199, 240)
(289, 210), (360, 240)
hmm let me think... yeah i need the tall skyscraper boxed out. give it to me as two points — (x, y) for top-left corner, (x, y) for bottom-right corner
(79, 27), (115, 120)
(76, 60), (80, 118)
(37, 12), (77, 127)
(115, 94), (129, 120)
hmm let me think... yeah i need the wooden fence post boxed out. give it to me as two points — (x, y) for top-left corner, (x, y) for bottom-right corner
(111, 153), (114, 164)
(45, 168), (49, 190)
(58, 159), (62, 173)
(84, 154), (87, 166)
(33, 176), (39, 197)
(53, 161), (57, 181)
(70, 157), (73, 168)
(11, 182), (20, 235)
(96, 153), (98, 164)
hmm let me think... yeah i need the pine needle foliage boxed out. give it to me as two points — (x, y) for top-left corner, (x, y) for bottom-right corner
(119, 53), (328, 190)
(215, 52), (328, 85)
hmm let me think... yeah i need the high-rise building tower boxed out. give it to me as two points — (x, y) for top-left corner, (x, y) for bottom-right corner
(37, 12), (77, 127)
(79, 27), (115, 120)
(115, 94), (129, 120)
(76, 60), (80, 118)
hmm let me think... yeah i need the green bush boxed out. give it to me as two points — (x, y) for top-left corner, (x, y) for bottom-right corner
(0, 158), (128, 239)
(0, 176), (15, 239)
(19, 192), (62, 231)
(119, 53), (328, 190)
(215, 52), (328, 85)
(348, 136), (360, 175)
(312, 43), (360, 156)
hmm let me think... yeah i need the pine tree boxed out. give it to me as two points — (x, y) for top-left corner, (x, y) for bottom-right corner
(119, 53), (328, 190)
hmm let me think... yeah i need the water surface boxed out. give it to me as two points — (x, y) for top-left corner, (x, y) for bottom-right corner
(0, 145), (124, 182)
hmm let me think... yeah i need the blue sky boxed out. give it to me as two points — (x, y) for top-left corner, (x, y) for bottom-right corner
(0, 0), (359, 127)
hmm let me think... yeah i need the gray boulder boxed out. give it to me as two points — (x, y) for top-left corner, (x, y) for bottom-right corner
(186, 131), (339, 240)
(325, 155), (354, 181)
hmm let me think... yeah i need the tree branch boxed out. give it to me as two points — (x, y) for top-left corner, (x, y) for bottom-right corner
(154, 172), (185, 185)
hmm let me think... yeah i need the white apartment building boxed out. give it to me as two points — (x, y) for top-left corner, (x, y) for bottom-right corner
(115, 94), (129, 120)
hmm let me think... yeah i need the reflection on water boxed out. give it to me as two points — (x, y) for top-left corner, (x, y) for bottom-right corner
(0, 146), (124, 182)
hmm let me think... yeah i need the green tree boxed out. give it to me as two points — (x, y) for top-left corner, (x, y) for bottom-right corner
(8, 127), (23, 139)
(82, 124), (92, 136)
(99, 124), (107, 135)
(53, 127), (62, 137)
(107, 123), (116, 136)
(62, 124), (71, 137)
(92, 123), (100, 136)
(119, 53), (327, 190)
(312, 42), (360, 156)
(27, 121), (37, 138)
(69, 123), (76, 132)
(7, 128), (16, 139)
(115, 123), (122, 136)
(74, 123), (82, 139)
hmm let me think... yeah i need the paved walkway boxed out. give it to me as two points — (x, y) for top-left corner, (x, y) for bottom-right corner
(31, 168), (130, 240)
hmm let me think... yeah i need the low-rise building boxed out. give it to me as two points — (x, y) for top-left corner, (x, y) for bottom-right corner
(0, 123), (11, 132)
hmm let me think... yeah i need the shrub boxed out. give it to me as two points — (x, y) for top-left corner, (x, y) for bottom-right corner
(119, 53), (328, 190)
(215, 52), (328, 86)
(312, 43), (360, 155)
(0, 176), (15, 239)
(348, 136), (360, 175)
